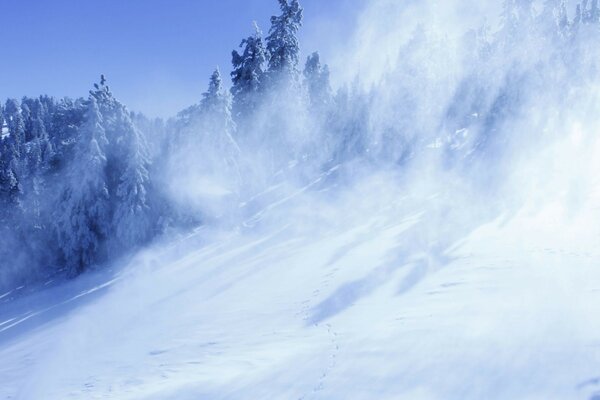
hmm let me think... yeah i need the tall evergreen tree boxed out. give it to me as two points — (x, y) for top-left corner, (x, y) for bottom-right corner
(0, 99), (24, 219)
(303, 51), (332, 109)
(266, 0), (303, 85)
(202, 68), (226, 111)
(112, 107), (153, 250)
(0, 101), (3, 137)
(4, 99), (25, 154)
(90, 74), (117, 118)
(55, 96), (110, 275)
(20, 102), (33, 142)
(201, 68), (240, 155)
(231, 22), (268, 118)
(0, 138), (23, 223)
(29, 99), (54, 171)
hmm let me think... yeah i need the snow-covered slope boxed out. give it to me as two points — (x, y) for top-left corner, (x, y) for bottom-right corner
(1, 172), (600, 400)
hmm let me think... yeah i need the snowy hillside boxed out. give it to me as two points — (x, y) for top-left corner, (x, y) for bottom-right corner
(2, 168), (600, 400)
(4, 0), (600, 398)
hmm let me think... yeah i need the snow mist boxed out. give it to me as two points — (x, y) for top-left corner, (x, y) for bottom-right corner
(3, 0), (600, 398)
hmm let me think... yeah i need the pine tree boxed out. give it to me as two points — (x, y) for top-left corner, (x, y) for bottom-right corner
(50, 98), (86, 166)
(4, 99), (25, 154)
(0, 99), (24, 220)
(0, 138), (23, 223)
(231, 22), (268, 118)
(55, 96), (110, 275)
(112, 107), (153, 250)
(0, 101), (4, 138)
(90, 74), (118, 119)
(303, 52), (332, 109)
(198, 68), (241, 176)
(202, 68), (226, 111)
(20, 102), (33, 142)
(201, 68), (239, 150)
(25, 99), (54, 225)
(28, 99), (53, 171)
(330, 83), (370, 161)
(266, 0), (304, 85)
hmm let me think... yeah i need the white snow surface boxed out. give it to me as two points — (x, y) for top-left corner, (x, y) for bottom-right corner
(1, 172), (600, 400)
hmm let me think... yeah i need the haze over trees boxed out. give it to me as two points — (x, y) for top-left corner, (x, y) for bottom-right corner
(1, 0), (599, 289)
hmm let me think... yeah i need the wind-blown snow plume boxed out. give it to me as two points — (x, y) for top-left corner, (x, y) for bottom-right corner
(2, 0), (600, 290)
(3, 1), (600, 399)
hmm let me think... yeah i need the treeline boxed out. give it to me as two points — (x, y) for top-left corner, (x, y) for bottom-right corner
(0, 81), (165, 284)
(1, 0), (599, 288)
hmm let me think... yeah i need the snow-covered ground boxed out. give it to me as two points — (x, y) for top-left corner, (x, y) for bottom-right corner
(1, 171), (600, 400)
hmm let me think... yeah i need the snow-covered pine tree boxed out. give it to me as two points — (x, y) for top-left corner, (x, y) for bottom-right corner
(90, 74), (118, 119)
(26, 99), (54, 171)
(20, 102), (33, 142)
(0, 101), (4, 137)
(112, 106), (153, 250)
(231, 22), (268, 119)
(50, 97), (86, 168)
(303, 51), (332, 109)
(265, 0), (303, 87)
(202, 68), (226, 110)
(25, 99), (55, 226)
(4, 99), (25, 154)
(201, 68), (240, 157)
(38, 95), (55, 130)
(329, 82), (371, 162)
(0, 139), (23, 224)
(89, 75), (157, 251)
(89, 75), (131, 199)
(0, 99), (25, 220)
(55, 95), (110, 275)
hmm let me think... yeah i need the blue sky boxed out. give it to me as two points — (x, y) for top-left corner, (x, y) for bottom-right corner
(0, 0), (364, 117)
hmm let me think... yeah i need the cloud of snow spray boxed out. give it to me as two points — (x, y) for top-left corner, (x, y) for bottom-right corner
(161, 0), (600, 243)
(10, 1), (600, 398)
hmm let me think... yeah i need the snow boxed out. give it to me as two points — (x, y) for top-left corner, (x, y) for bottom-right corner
(193, 179), (233, 198)
(0, 291), (12, 300)
(1, 174), (600, 399)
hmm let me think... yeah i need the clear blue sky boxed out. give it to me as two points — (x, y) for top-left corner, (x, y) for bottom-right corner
(0, 0), (364, 117)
